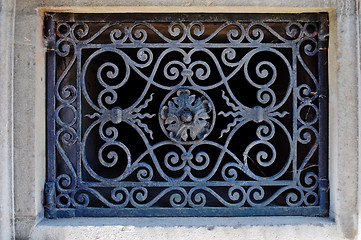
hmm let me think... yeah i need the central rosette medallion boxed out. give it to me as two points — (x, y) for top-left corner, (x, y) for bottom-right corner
(159, 87), (215, 143)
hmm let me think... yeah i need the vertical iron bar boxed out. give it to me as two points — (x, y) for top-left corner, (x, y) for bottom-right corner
(317, 13), (329, 216)
(76, 40), (82, 186)
(45, 14), (57, 218)
(46, 15), (56, 183)
(292, 44), (298, 182)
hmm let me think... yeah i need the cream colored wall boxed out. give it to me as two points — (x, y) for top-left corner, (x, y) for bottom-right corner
(0, 0), (360, 239)
(0, 0), (15, 239)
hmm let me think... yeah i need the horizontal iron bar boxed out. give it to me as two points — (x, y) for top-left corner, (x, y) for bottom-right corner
(79, 180), (297, 187)
(49, 13), (327, 23)
(78, 43), (295, 49)
(50, 206), (325, 218)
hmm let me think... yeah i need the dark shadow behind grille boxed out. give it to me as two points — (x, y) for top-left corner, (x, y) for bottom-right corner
(45, 13), (329, 218)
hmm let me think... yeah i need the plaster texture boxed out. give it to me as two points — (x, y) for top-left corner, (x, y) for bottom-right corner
(0, 0), (15, 239)
(31, 217), (341, 240)
(0, 0), (361, 239)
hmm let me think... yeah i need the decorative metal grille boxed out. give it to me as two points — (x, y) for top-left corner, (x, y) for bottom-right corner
(45, 13), (329, 218)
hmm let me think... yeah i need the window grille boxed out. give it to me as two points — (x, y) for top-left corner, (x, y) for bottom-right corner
(45, 13), (329, 218)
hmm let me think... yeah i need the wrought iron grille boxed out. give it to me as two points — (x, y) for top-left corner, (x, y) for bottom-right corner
(45, 13), (329, 218)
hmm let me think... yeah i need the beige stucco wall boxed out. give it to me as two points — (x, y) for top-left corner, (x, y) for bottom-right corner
(1, 0), (361, 239)
(0, 0), (15, 239)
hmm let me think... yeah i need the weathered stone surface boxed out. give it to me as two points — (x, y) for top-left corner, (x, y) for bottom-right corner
(30, 217), (342, 240)
(0, 0), (15, 239)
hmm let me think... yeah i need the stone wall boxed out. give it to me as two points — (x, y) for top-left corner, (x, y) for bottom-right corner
(0, 0), (15, 239)
(0, 0), (360, 239)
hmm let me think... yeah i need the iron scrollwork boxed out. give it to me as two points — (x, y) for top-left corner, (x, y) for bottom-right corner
(46, 13), (329, 217)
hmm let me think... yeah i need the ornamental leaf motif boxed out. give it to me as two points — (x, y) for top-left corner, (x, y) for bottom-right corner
(160, 88), (212, 142)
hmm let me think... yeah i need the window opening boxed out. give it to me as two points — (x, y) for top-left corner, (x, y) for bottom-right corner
(45, 13), (329, 218)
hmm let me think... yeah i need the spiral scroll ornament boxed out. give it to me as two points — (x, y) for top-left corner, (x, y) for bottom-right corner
(46, 14), (328, 217)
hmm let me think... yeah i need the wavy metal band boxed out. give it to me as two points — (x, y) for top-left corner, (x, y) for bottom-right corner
(45, 13), (329, 217)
